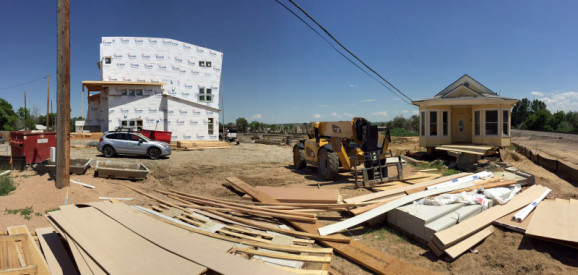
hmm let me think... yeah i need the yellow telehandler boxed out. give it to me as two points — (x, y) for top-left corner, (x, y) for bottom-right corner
(293, 117), (403, 188)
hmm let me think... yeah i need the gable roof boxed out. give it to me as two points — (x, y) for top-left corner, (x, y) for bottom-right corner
(412, 74), (518, 107)
(435, 74), (497, 98)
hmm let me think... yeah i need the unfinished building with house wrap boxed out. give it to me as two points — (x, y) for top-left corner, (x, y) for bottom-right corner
(82, 37), (223, 141)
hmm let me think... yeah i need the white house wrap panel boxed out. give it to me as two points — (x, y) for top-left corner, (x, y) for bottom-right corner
(86, 37), (222, 141)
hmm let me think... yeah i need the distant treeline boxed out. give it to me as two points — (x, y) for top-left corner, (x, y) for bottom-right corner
(0, 97), (82, 132)
(512, 98), (577, 133)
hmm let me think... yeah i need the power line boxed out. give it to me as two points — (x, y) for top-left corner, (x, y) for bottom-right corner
(274, 0), (413, 106)
(0, 76), (47, 91)
(285, 0), (415, 104)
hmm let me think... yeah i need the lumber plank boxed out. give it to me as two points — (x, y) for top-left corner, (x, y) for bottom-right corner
(225, 177), (438, 275)
(344, 173), (471, 203)
(265, 263), (328, 275)
(235, 246), (331, 263)
(253, 186), (340, 203)
(87, 202), (293, 275)
(444, 226), (494, 260)
(35, 227), (79, 275)
(134, 206), (333, 254)
(349, 194), (407, 216)
(48, 207), (209, 274)
(7, 225), (50, 275)
(318, 181), (475, 236)
(432, 185), (549, 249)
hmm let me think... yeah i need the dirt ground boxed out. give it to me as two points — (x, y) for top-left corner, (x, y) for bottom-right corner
(512, 129), (578, 166)
(0, 136), (577, 274)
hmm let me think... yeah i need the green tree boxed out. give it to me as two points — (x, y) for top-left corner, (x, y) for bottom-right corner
(0, 98), (18, 131)
(410, 115), (419, 131)
(391, 116), (406, 129)
(236, 117), (248, 133)
(16, 107), (36, 130)
(36, 113), (57, 130)
(547, 111), (566, 131)
(525, 109), (552, 131)
(565, 111), (578, 132)
(512, 98), (531, 127)
(530, 99), (547, 114)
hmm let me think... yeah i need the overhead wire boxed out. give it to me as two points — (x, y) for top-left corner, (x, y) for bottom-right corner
(0, 76), (47, 91)
(284, 0), (415, 105)
(274, 0), (413, 106)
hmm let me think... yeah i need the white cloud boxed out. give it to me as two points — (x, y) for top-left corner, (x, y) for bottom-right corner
(314, 113), (321, 119)
(250, 113), (262, 119)
(412, 110), (419, 115)
(330, 112), (342, 119)
(362, 99), (376, 103)
(371, 111), (388, 117)
(343, 112), (355, 118)
(531, 91), (544, 96)
(402, 110), (409, 114)
(349, 84), (359, 87)
(538, 91), (578, 112)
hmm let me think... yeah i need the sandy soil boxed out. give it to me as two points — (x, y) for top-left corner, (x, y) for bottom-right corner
(0, 136), (576, 274)
(512, 129), (578, 166)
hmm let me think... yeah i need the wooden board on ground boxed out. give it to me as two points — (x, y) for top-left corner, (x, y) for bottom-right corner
(49, 207), (209, 274)
(86, 202), (292, 275)
(7, 225), (51, 275)
(344, 173), (471, 204)
(525, 199), (578, 249)
(35, 227), (79, 275)
(225, 177), (438, 275)
(243, 186), (340, 203)
(0, 234), (37, 274)
(493, 211), (535, 233)
(318, 181), (475, 236)
(444, 226), (494, 259)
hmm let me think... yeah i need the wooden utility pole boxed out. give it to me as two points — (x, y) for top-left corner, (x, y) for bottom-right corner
(24, 91), (27, 131)
(56, 0), (70, 189)
(46, 75), (50, 130)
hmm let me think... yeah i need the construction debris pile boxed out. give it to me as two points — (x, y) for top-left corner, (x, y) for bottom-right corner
(1, 167), (576, 274)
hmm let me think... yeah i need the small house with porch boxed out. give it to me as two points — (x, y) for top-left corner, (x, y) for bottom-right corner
(412, 75), (518, 148)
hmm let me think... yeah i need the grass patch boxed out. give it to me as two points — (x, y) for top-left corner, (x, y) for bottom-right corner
(372, 227), (409, 243)
(0, 175), (15, 196)
(416, 159), (445, 170)
(44, 208), (59, 214)
(442, 168), (461, 176)
(388, 128), (419, 137)
(5, 206), (34, 220)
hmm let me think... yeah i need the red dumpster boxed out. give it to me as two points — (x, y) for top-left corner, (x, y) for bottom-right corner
(139, 130), (152, 139)
(10, 131), (57, 165)
(150, 130), (171, 144)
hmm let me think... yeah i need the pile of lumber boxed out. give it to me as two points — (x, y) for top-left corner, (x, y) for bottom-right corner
(435, 144), (497, 156)
(0, 225), (51, 275)
(175, 140), (230, 150)
(42, 201), (328, 274)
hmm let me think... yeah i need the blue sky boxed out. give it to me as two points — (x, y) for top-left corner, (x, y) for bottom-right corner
(1, 0), (577, 124)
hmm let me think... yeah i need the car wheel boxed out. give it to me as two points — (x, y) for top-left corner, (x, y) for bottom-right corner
(102, 146), (115, 158)
(147, 147), (161, 160)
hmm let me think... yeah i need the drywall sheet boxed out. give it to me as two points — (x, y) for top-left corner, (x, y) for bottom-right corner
(525, 200), (578, 248)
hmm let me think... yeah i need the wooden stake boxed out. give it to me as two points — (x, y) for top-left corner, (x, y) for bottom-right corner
(56, 0), (70, 189)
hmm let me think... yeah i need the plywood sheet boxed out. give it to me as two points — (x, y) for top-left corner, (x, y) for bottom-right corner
(35, 227), (79, 275)
(88, 202), (290, 275)
(444, 226), (494, 260)
(525, 200), (578, 247)
(49, 207), (208, 274)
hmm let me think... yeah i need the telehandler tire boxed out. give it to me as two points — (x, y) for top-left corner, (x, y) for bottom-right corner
(293, 145), (307, 170)
(318, 148), (339, 180)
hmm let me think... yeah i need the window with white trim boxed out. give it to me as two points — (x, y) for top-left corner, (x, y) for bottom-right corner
(503, 110), (510, 136)
(442, 111), (448, 136)
(206, 88), (212, 102)
(420, 112), (425, 136)
(208, 118), (214, 135)
(474, 111), (481, 136)
(429, 111), (437, 136)
(485, 110), (499, 135)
